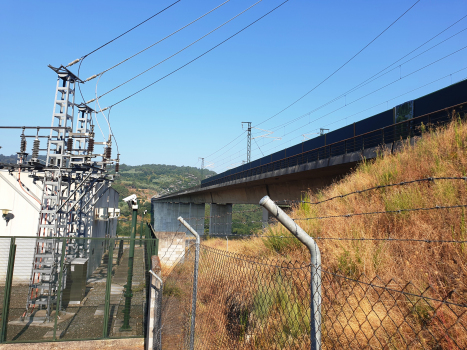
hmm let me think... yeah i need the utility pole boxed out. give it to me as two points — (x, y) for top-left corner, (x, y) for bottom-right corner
(198, 157), (204, 183)
(242, 122), (251, 163)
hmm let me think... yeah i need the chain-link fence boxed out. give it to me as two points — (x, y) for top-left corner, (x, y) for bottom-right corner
(155, 190), (467, 350)
(161, 243), (467, 349)
(0, 236), (157, 344)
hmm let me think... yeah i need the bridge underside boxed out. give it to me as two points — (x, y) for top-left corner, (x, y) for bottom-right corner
(153, 145), (389, 205)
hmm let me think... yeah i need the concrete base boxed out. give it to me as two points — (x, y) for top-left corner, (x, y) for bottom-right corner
(9, 311), (75, 327)
(157, 232), (186, 266)
(0, 338), (145, 349)
(112, 319), (138, 337)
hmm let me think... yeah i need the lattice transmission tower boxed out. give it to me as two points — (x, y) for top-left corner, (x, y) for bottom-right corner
(19, 65), (118, 320)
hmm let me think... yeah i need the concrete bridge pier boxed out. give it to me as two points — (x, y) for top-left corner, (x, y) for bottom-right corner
(209, 203), (232, 235)
(152, 202), (205, 265)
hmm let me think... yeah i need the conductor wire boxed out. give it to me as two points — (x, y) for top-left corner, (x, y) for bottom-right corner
(109, 0), (293, 108)
(96, 0), (233, 76)
(97, 0), (264, 99)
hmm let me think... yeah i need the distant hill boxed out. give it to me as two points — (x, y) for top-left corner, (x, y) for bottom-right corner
(110, 163), (216, 235)
(0, 154), (47, 163)
(113, 163), (216, 198)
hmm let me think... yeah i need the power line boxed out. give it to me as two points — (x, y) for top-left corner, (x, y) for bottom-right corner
(66, 0), (183, 66)
(205, 131), (246, 159)
(207, 134), (247, 164)
(87, 0), (233, 80)
(258, 53), (467, 157)
(253, 0), (422, 128)
(108, 0), (293, 108)
(210, 61), (467, 171)
(205, 15), (467, 170)
(93, 0), (265, 101)
(254, 137), (264, 156)
(268, 24), (467, 133)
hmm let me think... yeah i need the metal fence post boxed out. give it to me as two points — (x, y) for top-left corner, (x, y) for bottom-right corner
(149, 270), (163, 350)
(121, 205), (138, 331)
(0, 237), (16, 343)
(177, 216), (200, 350)
(103, 238), (114, 338)
(260, 196), (322, 350)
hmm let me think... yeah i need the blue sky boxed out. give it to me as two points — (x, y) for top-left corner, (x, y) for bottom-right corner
(1, 0), (466, 172)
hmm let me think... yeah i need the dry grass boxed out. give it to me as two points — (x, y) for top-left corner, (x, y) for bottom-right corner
(162, 114), (467, 349)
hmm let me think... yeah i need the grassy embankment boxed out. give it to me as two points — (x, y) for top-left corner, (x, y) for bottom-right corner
(189, 114), (467, 348)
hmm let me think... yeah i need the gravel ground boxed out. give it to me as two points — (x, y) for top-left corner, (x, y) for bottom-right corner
(0, 246), (147, 343)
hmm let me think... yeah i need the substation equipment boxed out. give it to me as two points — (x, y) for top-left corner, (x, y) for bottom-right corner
(0, 65), (120, 320)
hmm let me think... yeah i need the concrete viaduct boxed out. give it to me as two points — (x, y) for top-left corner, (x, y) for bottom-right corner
(151, 141), (384, 237)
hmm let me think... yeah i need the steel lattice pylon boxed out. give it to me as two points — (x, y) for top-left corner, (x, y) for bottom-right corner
(24, 65), (114, 320)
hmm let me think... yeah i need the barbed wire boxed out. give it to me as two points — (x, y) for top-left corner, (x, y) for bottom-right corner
(200, 244), (311, 269)
(285, 176), (467, 205)
(292, 204), (467, 221)
(314, 236), (467, 244)
(321, 268), (467, 308)
(201, 233), (467, 244)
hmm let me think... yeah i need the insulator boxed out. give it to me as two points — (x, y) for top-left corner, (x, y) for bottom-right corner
(87, 139), (94, 153)
(115, 162), (119, 173)
(67, 137), (73, 151)
(32, 139), (40, 159)
(20, 136), (27, 153)
(105, 146), (111, 159)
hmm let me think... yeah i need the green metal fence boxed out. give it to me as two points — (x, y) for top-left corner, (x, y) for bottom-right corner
(0, 236), (158, 344)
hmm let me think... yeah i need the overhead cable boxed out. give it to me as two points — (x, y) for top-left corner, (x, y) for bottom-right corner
(91, 0), (265, 101)
(254, 0), (422, 128)
(207, 134), (247, 164)
(269, 24), (467, 132)
(209, 66), (467, 170)
(205, 131), (246, 159)
(84, 0), (234, 82)
(202, 14), (467, 167)
(66, 0), (183, 67)
(108, 0), (293, 108)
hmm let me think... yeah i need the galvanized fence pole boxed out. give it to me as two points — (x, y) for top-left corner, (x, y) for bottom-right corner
(260, 196), (322, 350)
(177, 216), (200, 350)
(103, 238), (115, 338)
(0, 237), (16, 343)
(150, 270), (163, 350)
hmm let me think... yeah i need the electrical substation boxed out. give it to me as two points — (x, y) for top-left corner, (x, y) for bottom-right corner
(0, 65), (120, 321)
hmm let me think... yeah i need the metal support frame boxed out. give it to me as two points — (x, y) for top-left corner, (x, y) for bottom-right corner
(177, 216), (200, 350)
(259, 195), (322, 350)
(24, 65), (113, 320)
(242, 122), (252, 163)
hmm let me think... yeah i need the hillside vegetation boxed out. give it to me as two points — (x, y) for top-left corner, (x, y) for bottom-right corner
(112, 163), (216, 235)
(200, 114), (467, 348)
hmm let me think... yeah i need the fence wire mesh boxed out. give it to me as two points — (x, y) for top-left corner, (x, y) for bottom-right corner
(161, 243), (467, 349)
